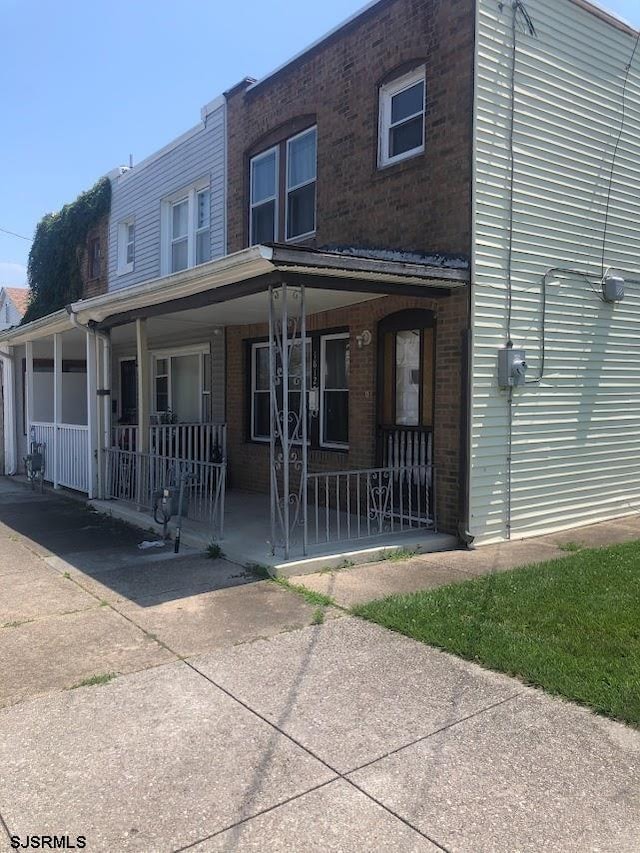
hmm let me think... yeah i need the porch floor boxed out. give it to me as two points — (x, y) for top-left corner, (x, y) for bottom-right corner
(90, 489), (457, 575)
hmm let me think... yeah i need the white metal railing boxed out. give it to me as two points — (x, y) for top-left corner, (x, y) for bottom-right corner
(379, 426), (433, 469)
(306, 464), (435, 547)
(105, 448), (226, 534)
(111, 422), (227, 462)
(30, 422), (90, 493)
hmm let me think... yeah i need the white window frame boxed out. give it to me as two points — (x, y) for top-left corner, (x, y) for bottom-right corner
(378, 66), (426, 168)
(249, 146), (279, 245)
(150, 343), (210, 422)
(195, 187), (211, 265)
(320, 332), (350, 450)
(250, 338), (312, 443)
(117, 218), (135, 276)
(161, 178), (211, 276)
(285, 126), (317, 243)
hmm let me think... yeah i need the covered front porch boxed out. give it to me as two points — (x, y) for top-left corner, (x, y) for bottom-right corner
(3, 245), (468, 566)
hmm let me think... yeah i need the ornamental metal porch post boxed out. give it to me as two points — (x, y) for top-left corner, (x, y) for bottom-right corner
(268, 282), (308, 559)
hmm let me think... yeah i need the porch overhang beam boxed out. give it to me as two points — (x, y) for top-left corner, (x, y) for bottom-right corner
(278, 271), (455, 299)
(95, 272), (282, 331)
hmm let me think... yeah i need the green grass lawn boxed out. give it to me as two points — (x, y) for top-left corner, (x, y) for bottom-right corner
(353, 541), (640, 727)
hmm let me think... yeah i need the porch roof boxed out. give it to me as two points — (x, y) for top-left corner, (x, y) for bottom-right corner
(0, 244), (468, 343)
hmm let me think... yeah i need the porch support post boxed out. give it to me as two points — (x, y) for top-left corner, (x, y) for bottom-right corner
(99, 334), (111, 500)
(268, 282), (307, 560)
(25, 341), (34, 446)
(300, 285), (308, 556)
(53, 333), (62, 489)
(86, 331), (99, 499)
(135, 319), (149, 511)
(136, 319), (149, 454)
(1, 345), (17, 475)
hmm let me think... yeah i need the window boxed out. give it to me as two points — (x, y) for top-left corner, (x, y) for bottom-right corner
(250, 148), (278, 245)
(286, 127), (317, 240)
(117, 219), (135, 275)
(321, 333), (349, 448)
(250, 331), (349, 449)
(89, 237), (101, 279)
(378, 67), (425, 168)
(249, 126), (317, 245)
(151, 345), (209, 422)
(161, 181), (211, 275)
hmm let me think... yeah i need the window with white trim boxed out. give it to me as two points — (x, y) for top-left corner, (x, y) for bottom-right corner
(249, 126), (317, 245)
(250, 147), (278, 245)
(378, 67), (425, 168)
(117, 219), (135, 275)
(161, 181), (211, 275)
(321, 333), (350, 448)
(151, 345), (209, 423)
(286, 127), (317, 240)
(250, 331), (349, 449)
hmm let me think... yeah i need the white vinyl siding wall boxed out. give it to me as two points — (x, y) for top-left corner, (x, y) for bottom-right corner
(471, 0), (640, 543)
(107, 101), (226, 291)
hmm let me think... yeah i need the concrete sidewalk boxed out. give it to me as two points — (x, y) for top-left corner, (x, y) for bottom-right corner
(1, 477), (639, 851)
(1, 618), (639, 852)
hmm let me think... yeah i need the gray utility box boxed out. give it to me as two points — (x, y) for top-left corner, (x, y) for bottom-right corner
(603, 274), (624, 303)
(498, 347), (528, 388)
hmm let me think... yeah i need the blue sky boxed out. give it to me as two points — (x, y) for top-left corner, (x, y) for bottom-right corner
(1, 0), (639, 287)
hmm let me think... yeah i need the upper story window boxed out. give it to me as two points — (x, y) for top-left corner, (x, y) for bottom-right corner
(378, 67), (425, 168)
(249, 126), (317, 245)
(117, 219), (135, 275)
(88, 237), (101, 279)
(161, 180), (211, 276)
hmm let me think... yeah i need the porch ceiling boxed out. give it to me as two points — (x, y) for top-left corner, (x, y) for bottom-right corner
(109, 289), (382, 345)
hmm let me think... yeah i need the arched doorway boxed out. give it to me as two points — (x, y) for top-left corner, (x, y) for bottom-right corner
(377, 308), (435, 468)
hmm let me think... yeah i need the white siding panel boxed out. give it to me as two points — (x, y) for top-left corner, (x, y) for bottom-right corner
(472, 0), (640, 542)
(107, 103), (226, 291)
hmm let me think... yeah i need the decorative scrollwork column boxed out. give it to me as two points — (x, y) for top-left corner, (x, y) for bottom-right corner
(269, 282), (307, 558)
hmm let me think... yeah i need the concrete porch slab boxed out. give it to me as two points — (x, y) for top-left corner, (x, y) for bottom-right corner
(90, 495), (457, 576)
(349, 691), (640, 853)
(192, 778), (438, 851)
(0, 662), (335, 851)
(192, 617), (519, 774)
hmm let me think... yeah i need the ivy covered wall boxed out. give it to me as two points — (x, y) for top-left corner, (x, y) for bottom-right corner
(23, 177), (111, 323)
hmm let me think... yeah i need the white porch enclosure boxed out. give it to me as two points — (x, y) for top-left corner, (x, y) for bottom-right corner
(31, 422), (90, 492)
(112, 422), (227, 461)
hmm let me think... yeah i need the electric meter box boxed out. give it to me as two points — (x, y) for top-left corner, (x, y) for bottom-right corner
(498, 347), (528, 388)
(603, 274), (624, 303)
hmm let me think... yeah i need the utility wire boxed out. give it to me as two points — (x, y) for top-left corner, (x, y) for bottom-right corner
(0, 226), (31, 242)
(600, 28), (640, 278)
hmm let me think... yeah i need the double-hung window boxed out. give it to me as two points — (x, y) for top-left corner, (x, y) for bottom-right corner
(117, 219), (135, 275)
(320, 333), (350, 448)
(250, 330), (349, 449)
(286, 127), (317, 240)
(250, 148), (278, 245)
(162, 180), (211, 275)
(249, 126), (317, 245)
(378, 67), (426, 167)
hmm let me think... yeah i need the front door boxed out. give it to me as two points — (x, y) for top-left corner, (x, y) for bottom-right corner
(377, 309), (435, 468)
(119, 358), (138, 425)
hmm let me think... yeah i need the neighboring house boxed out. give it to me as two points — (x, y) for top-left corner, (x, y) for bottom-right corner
(0, 0), (638, 566)
(0, 287), (29, 330)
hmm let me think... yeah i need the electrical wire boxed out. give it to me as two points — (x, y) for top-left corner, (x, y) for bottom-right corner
(600, 28), (640, 278)
(0, 226), (31, 242)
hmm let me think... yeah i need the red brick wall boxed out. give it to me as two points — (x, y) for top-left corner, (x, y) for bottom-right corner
(226, 291), (466, 534)
(226, 0), (474, 258)
(81, 215), (109, 300)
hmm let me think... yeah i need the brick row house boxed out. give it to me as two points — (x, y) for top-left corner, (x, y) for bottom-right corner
(2, 0), (640, 565)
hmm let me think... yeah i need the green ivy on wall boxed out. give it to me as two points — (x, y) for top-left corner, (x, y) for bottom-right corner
(23, 176), (111, 324)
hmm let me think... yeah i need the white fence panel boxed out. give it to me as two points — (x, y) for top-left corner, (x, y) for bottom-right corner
(57, 425), (89, 493)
